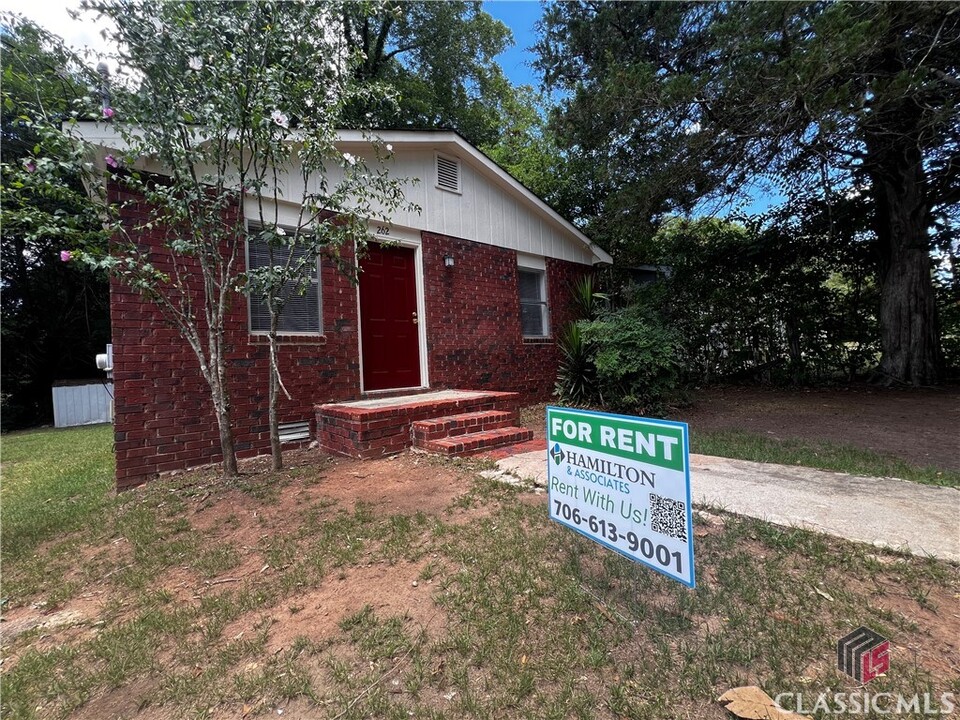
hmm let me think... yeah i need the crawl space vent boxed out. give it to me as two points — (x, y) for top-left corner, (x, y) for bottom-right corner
(278, 421), (310, 443)
(436, 154), (460, 192)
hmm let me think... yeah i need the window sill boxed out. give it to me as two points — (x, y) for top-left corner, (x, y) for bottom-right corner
(249, 334), (327, 345)
(522, 336), (554, 345)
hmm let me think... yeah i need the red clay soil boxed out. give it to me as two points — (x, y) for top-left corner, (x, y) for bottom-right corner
(670, 384), (960, 471)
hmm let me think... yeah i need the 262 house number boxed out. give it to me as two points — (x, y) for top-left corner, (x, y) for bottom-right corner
(376, 225), (390, 236)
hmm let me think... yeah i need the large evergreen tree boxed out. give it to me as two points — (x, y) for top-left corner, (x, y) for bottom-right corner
(536, 1), (960, 385)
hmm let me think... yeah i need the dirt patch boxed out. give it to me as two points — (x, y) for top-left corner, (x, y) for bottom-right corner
(223, 559), (445, 655)
(184, 453), (472, 533)
(308, 455), (470, 516)
(71, 680), (165, 720)
(670, 385), (960, 471)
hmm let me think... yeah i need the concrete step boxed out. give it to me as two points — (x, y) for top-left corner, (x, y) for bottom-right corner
(411, 410), (515, 442)
(418, 426), (534, 456)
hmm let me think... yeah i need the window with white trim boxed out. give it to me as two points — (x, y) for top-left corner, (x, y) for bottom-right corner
(518, 267), (548, 337)
(247, 236), (322, 334)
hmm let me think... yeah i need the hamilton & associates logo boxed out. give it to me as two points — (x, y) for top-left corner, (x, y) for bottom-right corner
(550, 443), (565, 465)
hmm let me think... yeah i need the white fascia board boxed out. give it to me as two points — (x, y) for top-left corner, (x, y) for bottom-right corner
(66, 121), (135, 150)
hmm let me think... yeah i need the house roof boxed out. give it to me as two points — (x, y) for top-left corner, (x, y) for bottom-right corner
(70, 123), (612, 265)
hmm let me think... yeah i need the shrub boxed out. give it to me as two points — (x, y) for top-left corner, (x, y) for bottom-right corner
(556, 302), (681, 415)
(581, 307), (681, 414)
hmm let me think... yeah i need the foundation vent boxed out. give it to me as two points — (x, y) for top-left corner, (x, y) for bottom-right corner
(278, 420), (310, 443)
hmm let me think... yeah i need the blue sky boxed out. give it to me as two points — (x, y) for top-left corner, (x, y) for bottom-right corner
(483, 1), (543, 89)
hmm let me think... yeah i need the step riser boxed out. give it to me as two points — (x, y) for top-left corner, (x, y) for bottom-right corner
(411, 411), (516, 441)
(414, 420), (515, 441)
(418, 428), (535, 456)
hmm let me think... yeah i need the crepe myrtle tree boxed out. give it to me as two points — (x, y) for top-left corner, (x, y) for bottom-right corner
(64, 0), (412, 478)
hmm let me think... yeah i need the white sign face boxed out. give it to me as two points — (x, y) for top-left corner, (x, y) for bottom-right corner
(546, 406), (695, 588)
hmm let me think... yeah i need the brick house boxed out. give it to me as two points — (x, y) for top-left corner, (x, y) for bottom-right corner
(79, 126), (611, 488)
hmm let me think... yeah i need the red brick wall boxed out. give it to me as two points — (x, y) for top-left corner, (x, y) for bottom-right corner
(110, 184), (362, 489)
(110, 190), (592, 488)
(421, 231), (591, 403)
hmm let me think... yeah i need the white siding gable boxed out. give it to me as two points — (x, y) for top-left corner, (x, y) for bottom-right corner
(71, 124), (611, 265)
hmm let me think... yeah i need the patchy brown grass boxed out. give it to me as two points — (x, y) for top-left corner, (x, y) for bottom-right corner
(2, 440), (958, 720)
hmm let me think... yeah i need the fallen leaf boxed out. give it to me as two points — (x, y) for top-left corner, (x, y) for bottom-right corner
(242, 704), (252, 717)
(813, 587), (834, 602)
(718, 686), (803, 720)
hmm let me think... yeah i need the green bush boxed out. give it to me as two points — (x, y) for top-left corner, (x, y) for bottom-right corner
(556, 304), (681, 415)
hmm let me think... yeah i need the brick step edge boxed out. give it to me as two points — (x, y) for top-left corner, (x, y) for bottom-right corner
(416, 426), (535, 456)
(411, 410), (516, 441)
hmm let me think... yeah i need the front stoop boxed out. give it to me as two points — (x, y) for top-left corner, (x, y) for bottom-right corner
(316, 390), (521, 459)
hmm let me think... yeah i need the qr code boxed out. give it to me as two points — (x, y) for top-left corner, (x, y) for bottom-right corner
(649, 493), (687, 542)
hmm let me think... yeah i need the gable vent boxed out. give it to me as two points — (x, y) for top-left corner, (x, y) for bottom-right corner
(436, 154), (461, 193)
(278, 420), (310, 443)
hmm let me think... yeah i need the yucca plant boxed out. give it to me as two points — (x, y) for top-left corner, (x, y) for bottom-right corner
(555, 322), (597, 404)
(570, 274), (608, 322)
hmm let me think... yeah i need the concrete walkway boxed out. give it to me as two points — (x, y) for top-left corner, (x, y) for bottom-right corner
(496, 451), (960, 563)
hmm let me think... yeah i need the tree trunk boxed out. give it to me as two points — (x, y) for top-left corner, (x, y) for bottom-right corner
(268, 312), (283, 471)
(867, 139), (942, 386)
(217, 407), (240, 480)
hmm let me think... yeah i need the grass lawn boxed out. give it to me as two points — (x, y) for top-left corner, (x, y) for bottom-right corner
(691, 430), (960, 488)
(1, 424), (116, 563)
(1, 426), (958, 720)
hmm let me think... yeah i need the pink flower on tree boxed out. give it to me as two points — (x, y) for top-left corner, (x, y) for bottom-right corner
(60, 250), (73, 262)
(105, 154), (119, 169)
(270, 109), (289, 129)
(102, 107), (115, 119)
(23, 160), (36, 172)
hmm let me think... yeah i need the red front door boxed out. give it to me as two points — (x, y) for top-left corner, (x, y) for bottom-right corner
(359, 243), (422, 391)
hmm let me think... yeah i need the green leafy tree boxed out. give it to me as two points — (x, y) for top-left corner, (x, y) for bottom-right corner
(479, 85), (580, 212)
(536, 1), (960, 384)
(0, 15), (110, 429)
(341, 1), (514, 147)
(60, 0), (409, 476)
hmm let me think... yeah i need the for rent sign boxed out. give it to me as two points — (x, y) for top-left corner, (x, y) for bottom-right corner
(546, 407), (695, 587)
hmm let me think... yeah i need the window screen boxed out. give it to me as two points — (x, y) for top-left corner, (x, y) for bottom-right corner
(518, 268), (548, 337)
(247, 239), (321, 333)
